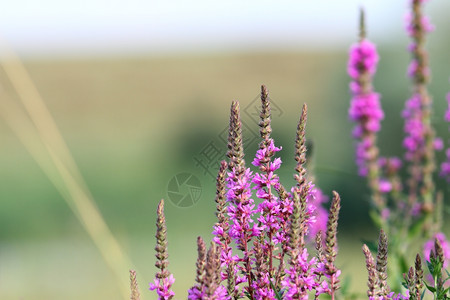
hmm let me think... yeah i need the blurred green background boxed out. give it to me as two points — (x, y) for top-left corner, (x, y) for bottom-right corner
(0, 2), (449, 300)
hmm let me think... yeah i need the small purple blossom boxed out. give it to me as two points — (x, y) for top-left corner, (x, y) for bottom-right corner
(252, 139), (282, 167)
(402, 94), (426, 160)
(378, 179), (392, 193)
(227, 167), (260, 249)
(440, 149), (450, 181)
(441, 93), (450, 181)
(349, 93), (384, 134)
(281, 248), (319, 300)
(188, 285), (229, 300)
(386, 290), (410, 300)
(348, 40), (379, 79)
(149, 275), (176, 300)
(424, 232), (450, 269)
(445, 93), (450, 122)
(307, 187), (329, 240)
(405, 12), (434, 37)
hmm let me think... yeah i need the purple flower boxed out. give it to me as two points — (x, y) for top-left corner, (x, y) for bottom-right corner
(252, 139), (282, 167)
(149, 275), (176, 300)
(188, 285), (229, 300)
(402, 94), (426, 160)
(349, 93), (384, 134)
(348, 40), (379, 79)
(424, 232), (450, 269)
(281, 248), (319, 300)
(405, 12), (434, 37)
(307, 187), (328, 240)
(378, 179), (392, 193)
(387, 290), (410, 300)
(433, 138), (444, 150)
(445, 93), (450, 122)
(441, 93), (450, 181)
(440, 157), (450, 182)
(226, 167), (260, 249)
(348, 38), (383, 177)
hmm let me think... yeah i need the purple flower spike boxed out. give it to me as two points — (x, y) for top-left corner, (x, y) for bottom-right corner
(445, 93), (450, 122)
(227, 167), (259, 249)
(424, 232), (450, 269)
(402, 94), (426, 160)
(348, 40), (379, 79)
(440, 149), (450, 182)
(348, 29), (383, 179)
(405, 12), (434, 37)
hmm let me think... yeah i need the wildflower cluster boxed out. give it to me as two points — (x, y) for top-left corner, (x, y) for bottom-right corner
(146, 86), (340, 300)
(348, 0), (450, 292)
(129, 0), (450, 299)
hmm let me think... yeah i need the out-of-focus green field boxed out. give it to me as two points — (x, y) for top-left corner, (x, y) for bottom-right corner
(0, 50), (448, 299)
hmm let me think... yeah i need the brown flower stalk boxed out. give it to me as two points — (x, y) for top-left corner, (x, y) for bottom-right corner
(227, 101), (245, 174)
(376, 229), (389, 297)
(324, 191), (341, 297)
(129, 269), (141, 300)
(362, 244), (379, 299)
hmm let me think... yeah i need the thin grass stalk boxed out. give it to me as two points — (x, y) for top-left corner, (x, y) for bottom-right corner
(0, 42), (132, 299)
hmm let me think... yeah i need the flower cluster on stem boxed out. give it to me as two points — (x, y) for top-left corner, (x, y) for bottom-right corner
(149, 199), (175, 300)
(348, 9), (385, 211)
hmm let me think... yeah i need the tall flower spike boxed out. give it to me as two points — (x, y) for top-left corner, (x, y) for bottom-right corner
(259, 85), (272, 146)
(362, 244), (379, 298)
(404, 267), (415, 299)
(414, 254), (424, 299)
(203, 242), (220, 297)
(324, 191), (341, 297)
(195, 237), (207, 286)
(403, 0), (436, 213)
(129, 270), (141, 300)
(348, 8), (385, 207)
(288, 188), (304, 253)
(227, 101), (245, 174)
(294, 104), (308, 187)
(213, 160), (230, 247)
(376, 229), (389, 297)
(440, 93), (450, 181)
(149, 199), (175, 300)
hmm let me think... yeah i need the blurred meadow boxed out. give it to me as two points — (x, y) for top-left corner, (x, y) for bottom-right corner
(0, 1), (449, 299)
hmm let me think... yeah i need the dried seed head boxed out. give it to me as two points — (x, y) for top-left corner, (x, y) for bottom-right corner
(376, 229), (389, 296)
(129, 270), (141, 300)
(259, 85), (272, 145)
(325, 191), (341, 266)
(227, 101), (245, 174)
(155, 199), (170, 279)
(294, 104), (308, 187)
(215, 160), (228, 224)
(362, 244), (379, 298)
(195, 236), (207, 286)
(434, 238), (444, 265)
(414, 254), (424, 299)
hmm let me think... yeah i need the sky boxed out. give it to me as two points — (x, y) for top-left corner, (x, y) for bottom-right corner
(0, 0), (447, 58)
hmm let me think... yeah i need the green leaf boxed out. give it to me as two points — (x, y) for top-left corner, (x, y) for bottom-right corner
(270, 280), (283, 300)
(424, 281), (436, 293)
(427, 259), (435, 275)
(244, 291), (252, 299)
